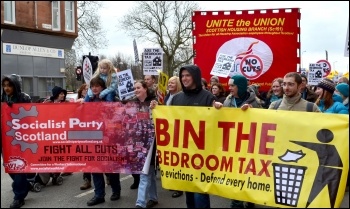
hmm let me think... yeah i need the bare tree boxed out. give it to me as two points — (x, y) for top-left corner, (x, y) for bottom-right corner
(110, 53), (143, 80)
(75, 1), (108, 54)
(119, 1), (200, 76)
(64, 49), (82, 91)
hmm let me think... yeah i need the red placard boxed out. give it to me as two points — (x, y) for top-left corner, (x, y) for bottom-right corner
(192, 8), (300, 91)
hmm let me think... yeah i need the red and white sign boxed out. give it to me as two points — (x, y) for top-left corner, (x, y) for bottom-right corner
(240, 54), (264, 80)
(192, 8), (300, 91)
(316, 59), (331, 78)
(83, 57), (93, 85)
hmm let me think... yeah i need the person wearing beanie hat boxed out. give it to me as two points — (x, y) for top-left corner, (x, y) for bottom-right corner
(335, 83), (349, 98)
(316, 78), (335, 94)
(213, 73), (261, 208)
(335, 83), (349, 109)
(315, 79), (348, 114)
(228, 74), (248, 99)
(43, 86), (67, 103)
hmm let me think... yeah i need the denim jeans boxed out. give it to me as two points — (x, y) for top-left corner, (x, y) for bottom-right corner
(9, 173), (29, 201)
(135, 165), (158, 207)
(92, 173), (121, 198)
(185, 192), (210, 208)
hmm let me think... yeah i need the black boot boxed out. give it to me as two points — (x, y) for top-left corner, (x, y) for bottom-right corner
(10, 200), (25, 208)
(130, 174), (140, 189)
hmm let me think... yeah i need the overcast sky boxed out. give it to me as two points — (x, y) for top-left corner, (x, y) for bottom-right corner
(97, 1), (349, 73)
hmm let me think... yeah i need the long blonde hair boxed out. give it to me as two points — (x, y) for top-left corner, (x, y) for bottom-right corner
(92, 59), (115, 87)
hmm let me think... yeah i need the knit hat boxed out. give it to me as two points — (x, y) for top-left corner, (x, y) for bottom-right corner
(228, 74), (248, 98)
(335, 83), (349, 97)
(317, 78), (335, 94)
(50, 86), (67, 101)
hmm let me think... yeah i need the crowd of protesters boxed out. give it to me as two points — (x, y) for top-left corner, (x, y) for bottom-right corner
(1, 60), (349, 208)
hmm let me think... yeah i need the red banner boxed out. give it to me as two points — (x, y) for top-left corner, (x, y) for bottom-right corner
(1, 102), (154, 174)
(192, 8), (300, 91)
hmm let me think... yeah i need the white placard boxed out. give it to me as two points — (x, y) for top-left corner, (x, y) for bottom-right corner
(143, 48), (163, 75)
(83, 57), (93, 85)
(117, 69), (135, 100)
(210, 53), (236, 78)
(3, 43), (64, 59)
(308, 63), (323, 85)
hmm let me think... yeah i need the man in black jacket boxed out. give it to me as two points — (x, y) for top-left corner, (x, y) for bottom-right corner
(170, 65), (216, 208)
(171, 65), (215, 107)
(1, 74), (32, 208)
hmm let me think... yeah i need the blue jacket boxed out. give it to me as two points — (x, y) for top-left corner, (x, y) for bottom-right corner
(87, 73), (118, 99)
(318, 100), (349, 114)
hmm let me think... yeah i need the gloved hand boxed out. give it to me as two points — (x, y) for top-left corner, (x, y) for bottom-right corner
(7, 101), (14, 107)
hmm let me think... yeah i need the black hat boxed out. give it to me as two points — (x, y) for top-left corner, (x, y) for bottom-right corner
(50, 86), (67, 101)
(317, 78), (335, 94)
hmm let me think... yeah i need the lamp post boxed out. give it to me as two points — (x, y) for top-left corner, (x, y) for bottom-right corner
(301, 51), (306, 68)
(333, 61), (337, 71)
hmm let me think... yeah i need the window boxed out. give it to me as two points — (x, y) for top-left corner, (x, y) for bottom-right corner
(4, 1), (15, 24)
(38, 77), (63, 98)
(65, 1), (74, 32)
(52, 1), (60, 30)
(22, 77), (33, 97)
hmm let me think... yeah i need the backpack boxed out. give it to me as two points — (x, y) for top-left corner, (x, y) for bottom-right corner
(273, 99), (314, 112)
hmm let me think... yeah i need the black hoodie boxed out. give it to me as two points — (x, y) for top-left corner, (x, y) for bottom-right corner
(171, 65), (215, 106)
(1, 74), (31, 103)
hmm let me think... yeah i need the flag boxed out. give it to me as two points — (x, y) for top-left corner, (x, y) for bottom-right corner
(133, 39), (139, 65)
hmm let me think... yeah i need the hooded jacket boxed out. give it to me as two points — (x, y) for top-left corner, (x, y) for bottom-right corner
(171, 65), (215, 106)
(223, 89), (261, 108)
(1, 74), (31, 152)
(1, 74), (31, 103)
(49, 86), (67, 102)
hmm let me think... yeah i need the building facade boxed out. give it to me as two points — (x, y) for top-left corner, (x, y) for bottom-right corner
(1, 1), (78, 101)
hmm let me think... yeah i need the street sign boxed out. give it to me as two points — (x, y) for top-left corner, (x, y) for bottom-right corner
(316, 59), (331, 78)
(83, 57), (93, 84)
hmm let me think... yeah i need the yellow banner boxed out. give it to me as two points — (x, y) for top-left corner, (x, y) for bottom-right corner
(152, 106), (349, 208)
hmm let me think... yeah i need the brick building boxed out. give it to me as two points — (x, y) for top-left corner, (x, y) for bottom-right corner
(1, 1), (78, 100)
